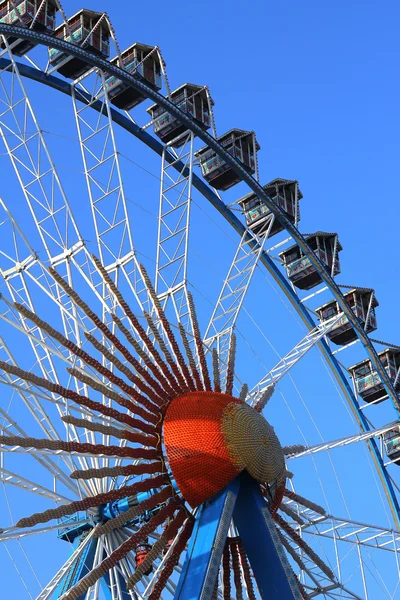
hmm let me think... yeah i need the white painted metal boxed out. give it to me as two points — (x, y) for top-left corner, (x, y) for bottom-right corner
(0, 466), (72, 504)
(71, 71), (148, 314)
(203, 217), (275, 384)
(35, 528), (97, 600)
(155, 131), (195, 334)
(287, 421), (400, 459)
(248, 313), (345, 406)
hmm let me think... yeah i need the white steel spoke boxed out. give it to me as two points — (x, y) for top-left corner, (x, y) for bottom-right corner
(248, 313), (345, 406)
(0, 466), (72, 504)
(0, 40), (82, 261)
(72, 69), (152, 482)
(203, 220), (275, 385)
(287, 420), (400, 459)
(155, 132), (195, 334)
(0, 520), (90, 543)
(71, 72), (148, 313)
(0, 45), (116, 492)
(285, 506), (400, 553)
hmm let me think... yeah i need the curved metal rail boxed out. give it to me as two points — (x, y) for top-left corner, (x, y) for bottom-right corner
(0, 25), (399, 527)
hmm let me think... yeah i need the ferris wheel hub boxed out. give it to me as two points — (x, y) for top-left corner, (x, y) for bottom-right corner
(164, 390), (285, 509)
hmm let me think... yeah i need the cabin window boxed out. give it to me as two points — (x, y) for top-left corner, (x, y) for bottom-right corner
(285, 249), (300, 264)
(173, 92), (185, 106)
(308, 238), (317, 251)
(385, 428), (400, 441)
(354, 364), (371, 378)
(321, 306), (336, 320)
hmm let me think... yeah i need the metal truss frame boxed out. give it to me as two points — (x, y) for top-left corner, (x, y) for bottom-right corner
(203, 217), (275, 384)
(247, 312), (348, 406)
(155, 131), (195, 333)
(288, 420), (400, 460)
(71, 70), (149, 314)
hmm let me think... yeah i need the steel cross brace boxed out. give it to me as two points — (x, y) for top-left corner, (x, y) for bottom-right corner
(248, 313), (345, 406)
(175, 471), (303, 600)
(155, 131), (195, 334)
(203, 220), (274, 386)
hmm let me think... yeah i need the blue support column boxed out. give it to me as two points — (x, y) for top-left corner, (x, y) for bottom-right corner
(234, 471), (302, 600)
(56, 535), (99, 599)
(56, 534), (133, 600)
(174, 478), (240, 600)
(174, 472), (303, 600)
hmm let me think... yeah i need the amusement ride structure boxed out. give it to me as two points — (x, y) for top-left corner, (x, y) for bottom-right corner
(0, 2), (399, 599)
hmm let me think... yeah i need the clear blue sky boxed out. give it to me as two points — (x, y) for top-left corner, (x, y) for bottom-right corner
(1, 1), (400, 598)
(97, 0), (400, 334)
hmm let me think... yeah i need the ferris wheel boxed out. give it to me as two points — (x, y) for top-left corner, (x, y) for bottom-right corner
(0, 2), (399, 599)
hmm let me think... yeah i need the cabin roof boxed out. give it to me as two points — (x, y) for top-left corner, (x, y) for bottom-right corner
(279, 232), (343, 258)
(147, 84), (214, 112)
(55, 8), (108, 32)
(110, 42), (161, 65)
(196, 129), (260, 157)
(348, 348), (400, 371)
(237, 178), (303, 206)
(315, 288), (379, 312)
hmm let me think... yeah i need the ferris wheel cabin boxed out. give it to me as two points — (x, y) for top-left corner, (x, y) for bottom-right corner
(48, 9), (111, 79)
(0, 0), (58, 55)
(279, 232), (341, 290)
(315, 288), (378, 346)
(238, 178), (302, 237)
(348, 349), (400, 404)
(105, 43), (162, 110)
(195, 129), (259, 191)
(147, 83), (213, 147)
(383, 426), (400, 465)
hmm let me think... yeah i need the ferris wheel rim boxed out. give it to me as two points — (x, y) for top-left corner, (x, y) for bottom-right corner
(0, 23), (399, 597)
(0, 25), (398, 531)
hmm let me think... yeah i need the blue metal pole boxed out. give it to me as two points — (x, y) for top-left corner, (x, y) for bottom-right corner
(174, 478), (240, 600)
(56, 534), (99, 600)
(234, 471), (302, 600)
(174, 472), (303, 600)
(56, 531), (134, 599)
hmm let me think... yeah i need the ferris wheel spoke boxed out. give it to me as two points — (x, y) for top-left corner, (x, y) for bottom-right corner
(287, 420), (399, 460)
(71, 72), (148, 313)
(292, 511), (400, 555)
(71, 69), (154, 480)
(0, 44), (121, 354)
(0, 520), (91, 543)
(155, 132), (195, 339)
(0, 444), (132, 461)
(203, 219), (276, 386)
(116, 526), (180, 597)
(0, 466), (72, 504)
(103, 532), (136, 599)
(0, 41), (84, 262)
(0, 49), (109, 487)
(247, 312), (347, 409)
